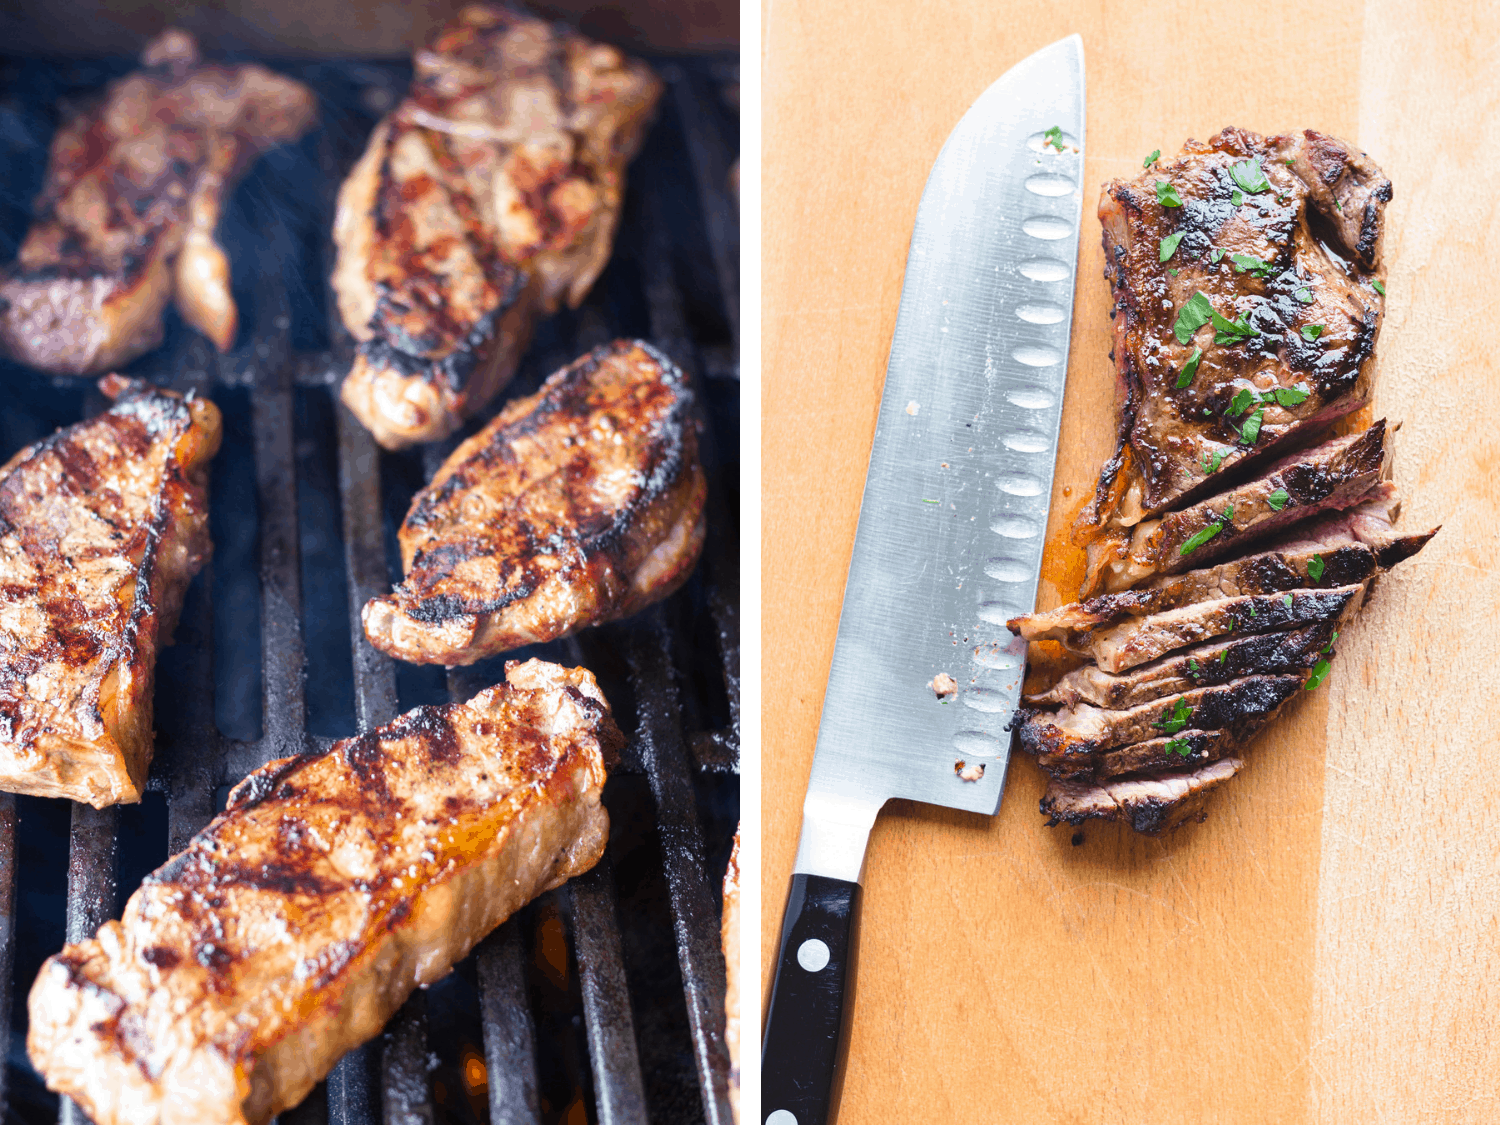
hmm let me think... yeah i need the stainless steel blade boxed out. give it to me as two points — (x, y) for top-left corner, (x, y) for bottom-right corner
(797, 36), (1085, 877)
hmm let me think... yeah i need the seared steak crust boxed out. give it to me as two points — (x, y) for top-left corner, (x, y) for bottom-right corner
(1079, 127), (1390, 560)
(0, 377), (221, 807)
(1087, 421), (1390, 595)
(363, 340), (705, 665)
(28, 659), (622, 1125)
(0, 31), (315, 375)
(1009, 482), (1433, 645)
(1041, 758), (1244, 835)
(333, 4), (662, 449)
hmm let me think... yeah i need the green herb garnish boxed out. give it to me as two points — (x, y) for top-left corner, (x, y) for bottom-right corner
(1239, 408), (1264, 443)
(1160, 232), (1185, 261)
(1200, 450), (1224, 474)
(1264, 385), (1310, 407)
(1294, 286), (1315, 304)
(1173, 291), (1215, 343)
(1230, 252), (1275, 278)
(1283, 593), (1294, 607)
(1176, 347), (1203, 388)
(1227, 388), (1256, 417)
(1300, 325), (1325, 342)
(1373, 279), (1386, 295)
(1218, 647), (1230, 664)
(1188, 658), (1201, 675)
(1322, 629), (1339, 654)
(1043, 125), (1065, 151)
(1155, 180), (1184, 208)
(1211, 307), (1258, 344)
(1307, 555), (1326, 582)
(1153, 697), (1194, 735)
(1267, 488), (1290, 510)
(1230, 188), (1244, 206)
(1229, 157), (1270, 195)
(1211, 248), (1225, 263)
(921, 498), (939, 504)
(1305, 658), (1332, 690)
(1165, 737), (1192, 757)
(1144, 149), (1161, 168)
(1179, 521), (1223, 556)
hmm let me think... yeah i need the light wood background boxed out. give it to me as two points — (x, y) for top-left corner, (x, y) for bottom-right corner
(762, 1), (1500, 1121)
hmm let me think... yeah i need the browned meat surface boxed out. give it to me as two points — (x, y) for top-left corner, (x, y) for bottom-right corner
(1077, 127), (1390, 574)
(1086, 583), (1365, 674)
(333, 4), (662, 450)
(28, 659), (622, 1125)
(0, 377), (220, 807)
(1085, 420), (1390, 595)
(0, 31), (316, 375)
(1041, 758), (1245, 835)
(1029, 620), (1342, 710)
(1009, 481), (1434, 645)
(363, 340), (705, 665)
(723, 825), (741, 1123)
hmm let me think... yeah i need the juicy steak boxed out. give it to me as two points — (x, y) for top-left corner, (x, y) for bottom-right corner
(1077, 127), (1390, 573)
(363, 340), (705, 665)
(1008, 482), (1433, 645)
(0, 377), (221, 807)
(0, 31), (315, 375)
(1041, 758), (1245, 835)
(28, 659), (622, 1125)
(333, 4), (662, 450)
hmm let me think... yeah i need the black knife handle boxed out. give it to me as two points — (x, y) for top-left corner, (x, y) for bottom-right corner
(761, 872), (862, 1125)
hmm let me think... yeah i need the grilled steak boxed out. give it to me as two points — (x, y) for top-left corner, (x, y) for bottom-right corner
(0, 377), (220, 807)
(28, 659), (621, 1125)
(1028, 620), (1341, 710)
(1009, 481), (1433, 645)
(0, 31), (316, 376)
(1085, 583), (1365, 674)
(723, 825), (741, 1123)
(332, 4), (662, 450)
(1084, 420), (1390, 595)
(1076, 127), (1390, 572)
(363, 340), (705, 665)
(1041, 758), (1245, 835)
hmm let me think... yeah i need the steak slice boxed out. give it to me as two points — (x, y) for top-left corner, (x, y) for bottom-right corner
(0, 31), (315, 375)
(1008, 481), (1434, 644)
(1028, 619), (1340, 710)
(363, 341), (705, 665)
(1017, 674), (1304, 767)
(1077, 127), (1390, 561)
(333, 4), (662, 449)
(0, 377), (221, 807)
(1083, 421), (1390, 596)
(28, 659), (622, 1125)
(1041, 758), (1245, 835)
(1085, 583), (1365, 674)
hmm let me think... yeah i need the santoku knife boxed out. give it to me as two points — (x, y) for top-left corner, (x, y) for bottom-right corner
(762, 35), (1086, 1125)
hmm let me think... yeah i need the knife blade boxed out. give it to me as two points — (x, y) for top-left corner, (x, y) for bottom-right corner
(762, 35), (1085, 1125)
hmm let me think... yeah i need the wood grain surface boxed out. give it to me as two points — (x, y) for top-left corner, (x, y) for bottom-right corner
(761, 2), (1500, 1121)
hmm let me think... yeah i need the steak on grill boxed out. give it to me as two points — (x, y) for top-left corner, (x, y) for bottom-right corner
(332, 4), (662, 450)
(1076, 127), (1390, 575)
(0, 377), (220, 807)
(363, 340), (705, 665)
(1083, 420), (1391, 596)
(1009, 481), (1433, 645)
(28, 658), (622, 1125)
(1041, 757), (1245, 835)
(0, 31), (316, 376)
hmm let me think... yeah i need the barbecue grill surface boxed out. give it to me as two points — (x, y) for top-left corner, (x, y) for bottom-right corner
(0, 49), (738, 1125)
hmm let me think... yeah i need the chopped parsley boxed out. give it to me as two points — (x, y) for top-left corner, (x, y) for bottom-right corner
(1176, 347), (1203, 388)
(1249, 604), (1258, 617)
(1283, 158), (1297, 167)
(1239, 408), (1264, 443)
(1179, 520), (1224, 556)
(1264, 385), (1310, 407)
(1307, 555), (1326, 582)
(1212, 307), (1259, 344)
(1155, 180), (1184, 207)
(1373, 279), (1387, 295)
(1322, 629), (1340, 654)
(1267, 488), (1290, 510)
(1200, 449), (1224, 474)
(1173, 291), (1216, 343)
(1153, 697), (1194, 735)
(1159, 232), (1185, 261)
(1305, 658), (1332, 691)
(1230, 252), (1275, 278)
(1188, 658), (1201, 676)
(1218, 647), (1230, 664)
(1227, 388), (1256, 417)
(1170, 268), (1180, 276)
(1144, 149), (1161, 168)
(921, 498), (939, 504)
(1043, 125), (1065, 151)
(1230, 188), (1245, 206)
(1300, 324), (1325, 342)
(1211, 248), (1226, 263)
(1165, 737), (1192, 757)
(1283, 593), (1294, 607)
(1229, 157), (1271, 195)
(1294, 286), (1315, 304)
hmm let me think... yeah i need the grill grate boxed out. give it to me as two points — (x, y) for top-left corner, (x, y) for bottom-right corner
(0, 51), (737, 1125)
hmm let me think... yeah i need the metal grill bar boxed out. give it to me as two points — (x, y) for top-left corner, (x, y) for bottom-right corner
(476, 924), (542, 1125)
(60, 803), (120, 1125)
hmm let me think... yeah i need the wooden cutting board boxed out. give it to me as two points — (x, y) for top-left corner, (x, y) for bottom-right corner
(762, 2), (1500, 1121)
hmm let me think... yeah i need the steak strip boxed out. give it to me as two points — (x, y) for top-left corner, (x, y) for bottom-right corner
(1041, 758), (1245, 836)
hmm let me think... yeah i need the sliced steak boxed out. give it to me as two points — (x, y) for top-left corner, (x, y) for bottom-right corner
(1008, 481), (1434, 644)
(1083, 420), (1390, 596)
(1077, 127), (1389, 565)
(1085, 583), (1364, 674)
(1017, 674), (1304, 769)
(1041, 758), (1245, 835)
(1028, 619), (1340, 709)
